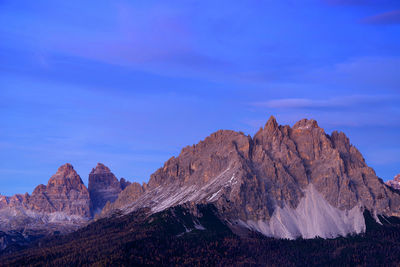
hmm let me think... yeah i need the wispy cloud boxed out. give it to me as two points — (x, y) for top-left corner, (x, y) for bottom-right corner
(250, 95), (394, 109)
(48, 1), (231, 77)
(323, 0), (400, 7)
(323, 0), (373, 5)
(301, 56), (400, 91)
(362, 10), (400, 24)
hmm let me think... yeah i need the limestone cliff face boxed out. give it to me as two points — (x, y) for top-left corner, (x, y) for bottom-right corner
(89, 163), (131, 214)
(250, 117), (400, 217)
(101, 116), (400, 238)
(101, 182), (144, 216)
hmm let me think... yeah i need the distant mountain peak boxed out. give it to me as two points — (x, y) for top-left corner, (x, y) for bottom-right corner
(293, 118), (319, 130)
(0, 163), (91, 237)
(47, 163), (84, 188)
(91, 163), (112, 174)
(88, 163), (131, 215)
(386, 174), (400, 190)
(265, 115), (278, 130)
(54, 163), (76, 176)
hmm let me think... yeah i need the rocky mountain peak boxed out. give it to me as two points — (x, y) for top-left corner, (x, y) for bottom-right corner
(102, 116), (400, 239)
(31, 163), (91, 216)
(386, 174), (400, 190)
(293, 118), (319, 130)
(119, 178), (131, 190)
(91, 163), (112, 174)
(89, 163), (119, 187)
(89, 163), (130, 214)
(47, 163), (85, 189)
(54, 163), (76, 177)
(265, 115), (278, 131)
(0, 163), (92, 234)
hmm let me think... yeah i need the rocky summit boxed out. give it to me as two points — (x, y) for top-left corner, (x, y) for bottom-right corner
(89, 163), (131, 214)
(101, 116), (400, 239)
(386, 174), (400, 190)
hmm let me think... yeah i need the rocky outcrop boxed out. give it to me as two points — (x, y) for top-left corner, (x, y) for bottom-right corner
(102, 116), (400, 239)
(89, 163), (131, 214)
(386, 174), (400, 190)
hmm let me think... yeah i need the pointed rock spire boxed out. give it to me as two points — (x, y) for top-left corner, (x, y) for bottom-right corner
(55, 163), (76, 176)
(265, 115), (278, 131)
(47, 163), (84, 187)
(31, 163), (91, 217)
(88, 163), (128, 214)
(91, 163), (112, 174)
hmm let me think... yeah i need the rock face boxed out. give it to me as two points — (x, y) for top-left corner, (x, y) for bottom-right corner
(0, 164), (91, 232)
(101, 182), (145, 216)
(102, 116), (400, 239)
(386, 174), (400, 190)
(89, 163), (131, 214)
(30, 163), (91, 217)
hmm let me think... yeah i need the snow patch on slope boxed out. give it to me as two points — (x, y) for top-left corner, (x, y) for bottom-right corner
(239, 184), (365, 239)
(146, 165), (238, 213)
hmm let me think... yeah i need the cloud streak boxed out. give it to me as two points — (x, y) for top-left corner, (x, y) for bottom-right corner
(323, 0), (400, 7)
(362, 10), (400, 24)
(250, 95), (396, 109)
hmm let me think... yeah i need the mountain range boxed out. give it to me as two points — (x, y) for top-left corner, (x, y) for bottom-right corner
(1, 116), (400, 265)
(0, 163), (128, 238)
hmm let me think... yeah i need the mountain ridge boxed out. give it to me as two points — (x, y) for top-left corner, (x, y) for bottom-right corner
(100, 116), (400, 239)
(1, 116), (399, 245)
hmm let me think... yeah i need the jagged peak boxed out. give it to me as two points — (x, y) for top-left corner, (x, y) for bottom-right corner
(47, 163), (84, 187)
(386, 174), (400, 190)
(91, 163), (112, 174)
(265, 115), (278, 130)
(182, 130), (248, 154)
(293, 118), (319, 130)
(32, 184), (46, 195)
(119, 177), (131, 190)
(51, 163), (80, 180)
(330, 130), (351, 148)
(331, 130), (348, 139)
(56, 163), (75, 173)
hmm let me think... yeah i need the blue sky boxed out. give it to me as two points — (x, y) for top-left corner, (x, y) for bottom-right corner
(0, 0), (399, 195)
